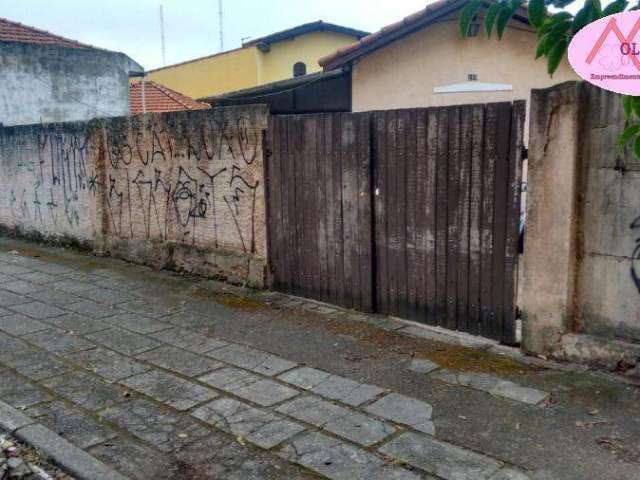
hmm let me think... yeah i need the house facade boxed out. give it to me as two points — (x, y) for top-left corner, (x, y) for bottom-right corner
(145, 21), (368, 100)
(0, 17), (142, 126)
(320, 0), (578, 120)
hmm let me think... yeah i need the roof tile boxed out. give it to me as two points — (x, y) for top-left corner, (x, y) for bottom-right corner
(130, 81), (210, 114)
(0, 16), (95, 49)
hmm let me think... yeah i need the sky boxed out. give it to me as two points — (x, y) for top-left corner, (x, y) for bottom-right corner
(1, 0), (431, 70)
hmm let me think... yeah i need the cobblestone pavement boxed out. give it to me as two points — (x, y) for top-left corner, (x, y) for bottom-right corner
(0, 238), (639, 480)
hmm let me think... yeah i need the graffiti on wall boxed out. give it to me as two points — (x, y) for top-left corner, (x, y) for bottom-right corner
(103, 113), (264, 255)
(632, 216), (640, 294)
(0, 125), (99, 240)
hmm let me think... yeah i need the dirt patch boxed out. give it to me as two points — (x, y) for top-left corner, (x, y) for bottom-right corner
(212, 294), (266, 311)
(280, 311), (537, 376)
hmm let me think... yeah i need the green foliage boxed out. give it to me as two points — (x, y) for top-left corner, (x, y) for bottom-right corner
(459, 0), (640, 160)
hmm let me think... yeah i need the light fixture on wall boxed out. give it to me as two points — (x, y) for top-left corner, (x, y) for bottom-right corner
(468, 73), (478, 81)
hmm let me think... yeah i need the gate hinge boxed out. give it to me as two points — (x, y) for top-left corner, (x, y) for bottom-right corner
(521, 146), (528, 160)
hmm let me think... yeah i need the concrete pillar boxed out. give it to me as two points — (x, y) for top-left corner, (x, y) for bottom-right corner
(520, 82), (582, 355)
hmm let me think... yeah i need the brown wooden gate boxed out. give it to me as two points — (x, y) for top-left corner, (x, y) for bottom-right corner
(266, 102), (525, 343)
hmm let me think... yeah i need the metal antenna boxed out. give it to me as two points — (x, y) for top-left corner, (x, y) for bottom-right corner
(218, 0), (224, 51)
(160, 4), (167, 66)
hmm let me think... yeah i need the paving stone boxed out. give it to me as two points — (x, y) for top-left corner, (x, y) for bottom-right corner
(31, 263), (76, 275)
(366, 393), (435, 435)
(86, 328), (161, 355)
(200, 367), (299, 406)
(193, 397), (305, 449)
(23, 328), (95, 353)
(10, 301), (66, 319)
(408, 358), (440, 374)
(490, 468), (533, 480)
(16, 424), (126, 480)
(0, 264), (32, 275)
(26, 289), (82, 307)
(0, 331), (31, 354)
(90, 436), (178, 480)
(137, 346), (224, 377)
(77, 287), (136, 305)
(277, 396), (396, 446)
(379, 432), (502, 480)
(104, 312), (170, 334)
(45, 313), (111, 335)
(0, 350), (72, 380)
(0, 306), (12, 316)
(64, 272), (102, 283)
(93, 277), (149, 293)
(43, 371), (129, 411)
(118, 300), (174, 319)
(122, 370), (218, 410)
(278, 367), (385, 406)
(0, 314), (49, 336)
(0, 273), (15, 283)
(26, 400), (117, 448)
(15, 271), (60, 284)
(100, 398), (210, 452)
(149, 327), (229, 354)
(0, 289), (30, 307)
(431, 370), (549, 406)
(0, 399), (35, 432)
(279, 431), (420, 480)
(207, 343), (297, 376)
(489, 381), (550, 406)
(1, 280), (46, 295)
(52, 279), (96, 293)
(65, 299), (121, 319)
(66, 348), (150, 381)
(0, 372), (51, 408)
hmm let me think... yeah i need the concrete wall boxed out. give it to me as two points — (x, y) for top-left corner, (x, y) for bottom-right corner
(0, 42), (141, 127)
(522, 81), (640, 372)
(0, 105), (269, 287)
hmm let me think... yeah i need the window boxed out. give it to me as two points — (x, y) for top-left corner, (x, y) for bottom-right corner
(293, 62), (307, 77)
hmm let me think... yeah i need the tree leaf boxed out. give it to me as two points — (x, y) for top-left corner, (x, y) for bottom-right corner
(633, 133), (640, 159)
(460, 0), (483, 36)
(485, 3), (502, 36)
(572, 1), (595, 33)
(549, 0), (574, 7)
(632, 97), (640, 118)
(602, 0), (628, 16)
(618, 124), (640, 149)
(547, 37), (568, 75)
(529, 0), (546, 27)
(497, 2), (521, 39)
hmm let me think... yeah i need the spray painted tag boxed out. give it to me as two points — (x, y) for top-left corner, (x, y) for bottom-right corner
(569, 10), (640, 95)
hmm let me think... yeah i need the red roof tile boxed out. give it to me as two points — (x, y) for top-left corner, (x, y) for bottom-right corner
(0, 16), (95, 49)
(130, 81), (210, 114)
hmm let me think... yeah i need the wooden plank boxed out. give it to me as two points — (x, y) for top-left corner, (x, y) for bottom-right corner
(414, 110), (429, 321)
(293, 116), (306, 296)
(341, 113), (359, 308)
(435, 108), (449, 327)
(318, 115), (330, 302)
(324, 114), (337, 304)
(405, 109), (419, 320)
(456, 106), (473, 333)
(266, 117), (280, 288)
(502, 100), (526, 344)
(373, 111), (389, 314)
(333, 113), (346, 307)
(479, 104), (498, 338)
(446, 107), (461, 331)
(395, 110), (409, 318)
(490, 103), (513, 340)
(424, 108), (439, 324)
(357, 113), (373, 312)
(386, 111), (399, 317)
(305, 116), (320, 300)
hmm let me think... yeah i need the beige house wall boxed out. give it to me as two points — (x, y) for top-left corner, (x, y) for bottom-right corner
(351, 18), (579, 126)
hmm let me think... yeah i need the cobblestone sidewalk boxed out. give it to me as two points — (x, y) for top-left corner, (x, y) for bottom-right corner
(0, 239), (638, 480)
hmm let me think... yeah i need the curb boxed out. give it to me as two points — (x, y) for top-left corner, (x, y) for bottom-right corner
(0, 400), (127, 480)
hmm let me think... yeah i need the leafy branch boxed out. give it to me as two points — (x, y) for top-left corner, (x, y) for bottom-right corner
(460, 0), (639, 158)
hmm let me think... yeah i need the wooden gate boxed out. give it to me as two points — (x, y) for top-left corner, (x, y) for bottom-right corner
(266, 102), (525, 342)
(266, 113), (373, 312)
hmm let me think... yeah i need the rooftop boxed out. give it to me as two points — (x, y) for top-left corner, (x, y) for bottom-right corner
(130, 81), (210, 114)
(0, 16), (96, 49)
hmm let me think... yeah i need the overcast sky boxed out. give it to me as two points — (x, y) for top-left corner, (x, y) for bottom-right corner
(2, 0), (434, 70)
